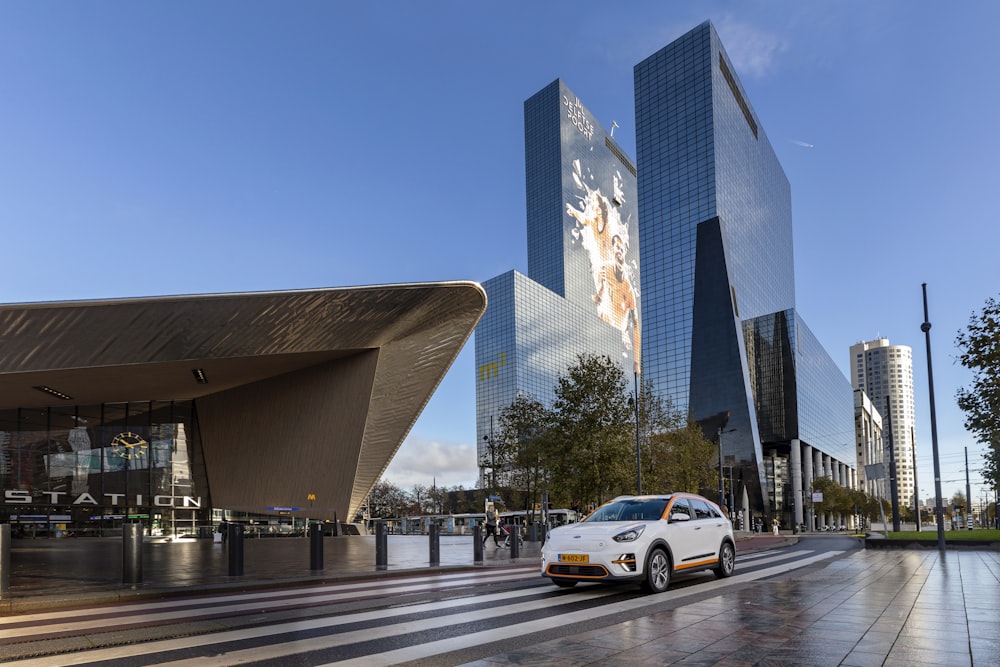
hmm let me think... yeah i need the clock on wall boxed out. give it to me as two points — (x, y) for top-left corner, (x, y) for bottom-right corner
(111, 431), (148, 460)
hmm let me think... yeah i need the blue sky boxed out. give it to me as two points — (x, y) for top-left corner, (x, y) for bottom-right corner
(2, 1), (997, 506)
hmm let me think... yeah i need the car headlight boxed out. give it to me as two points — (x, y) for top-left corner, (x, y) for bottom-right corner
(612, 525), (645, 542)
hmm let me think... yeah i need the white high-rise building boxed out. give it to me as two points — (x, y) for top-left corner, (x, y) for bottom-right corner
(849, 339), (918, 509)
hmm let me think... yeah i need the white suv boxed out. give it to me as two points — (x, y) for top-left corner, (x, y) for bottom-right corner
(541, 493), (735, 593)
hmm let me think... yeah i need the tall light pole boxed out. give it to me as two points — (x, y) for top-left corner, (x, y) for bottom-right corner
(718, 428), (725, 510)
(633, 371), (642, 495)
(717, 427), (736, 514)
(920, 283), (947, 551)
(965, 447), (973, 530)
(482, 416), (497, 496)
(911, 428), (920, 532)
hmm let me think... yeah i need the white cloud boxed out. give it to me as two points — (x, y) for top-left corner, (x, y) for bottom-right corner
(383, 435), (479, 490)
(714, 17), (788, 79)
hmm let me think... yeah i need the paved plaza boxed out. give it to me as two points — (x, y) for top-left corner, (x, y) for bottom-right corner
(2, 534), (997, 665)
(469, 545), (1000, 667)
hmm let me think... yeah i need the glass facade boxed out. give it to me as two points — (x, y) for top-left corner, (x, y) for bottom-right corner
(743, 310), (853, 463)
(0, 401), (210, 537)
(793, 317), (856, 464)
(635, 21), (854, 521)
(477, 270), (629, 438)
(476, 80), (639, 473)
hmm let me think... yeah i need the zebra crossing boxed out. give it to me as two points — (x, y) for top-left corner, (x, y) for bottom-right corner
(2, 549), (843, 666)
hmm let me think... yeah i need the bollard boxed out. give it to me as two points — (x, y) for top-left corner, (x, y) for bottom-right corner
(539, 523), (547, 545)
(375, 521), (388, 570)
(227, 522), (244, 576)
(510, 525), (520, 558)
(473, 525), (483, 563)
(529, 523), (538, 542)
(309, 523), (324, 571)
(429, 524), (440, 565)
(0, 524), (10, 595)
(122, 522), (143, 587)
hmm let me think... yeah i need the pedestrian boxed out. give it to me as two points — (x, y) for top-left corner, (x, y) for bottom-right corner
(771, 517), (780, 535)
(483, 506), (501, 546)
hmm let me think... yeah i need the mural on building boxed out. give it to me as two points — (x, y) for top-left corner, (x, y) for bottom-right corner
(565, 156), (640, 373)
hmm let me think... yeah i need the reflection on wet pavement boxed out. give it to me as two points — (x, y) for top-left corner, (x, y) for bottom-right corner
(6, 535), (997, 665)
(463, 548), (999, 667)
(7, 534), (538, 594)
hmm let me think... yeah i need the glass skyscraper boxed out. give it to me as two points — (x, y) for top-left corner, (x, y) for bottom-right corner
(635, 22), (855, 527)
(476, 80), (639, 477)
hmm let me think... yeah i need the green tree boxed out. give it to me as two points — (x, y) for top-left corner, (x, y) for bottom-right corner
(410, 484), (428, 515)
(366, 480), (410, 518)
(812, 477), (851, 517)
(983, 448), (999, 497)
(487, 355), (717, 513)
(426, 483), (447, 515)
(631, 377), (690, 493)
(951, 490), (967, 511)
(858, 491), (886, 528)
(643, 420), (717, 495)
(481, 420), (515, 496)
(546, 354), (634, 507)
(955, 294), (1000, 491)
(847, 488), (869, 529)
(505, 394), (556, 520)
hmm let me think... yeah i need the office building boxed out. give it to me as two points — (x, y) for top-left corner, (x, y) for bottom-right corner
(475, 80), (639, 477)
(634, 21), (856, 527)
(850, 338), (918, 508)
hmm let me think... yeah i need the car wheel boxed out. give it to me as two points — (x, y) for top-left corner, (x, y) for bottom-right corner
(552, 579), (578, 588)
(641, 547), (670, 593)
(714, 541), (735, 579)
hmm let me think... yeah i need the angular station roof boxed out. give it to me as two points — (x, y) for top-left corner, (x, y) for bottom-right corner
(0, 282), (487, 521)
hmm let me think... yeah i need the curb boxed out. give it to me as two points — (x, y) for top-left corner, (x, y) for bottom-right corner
(864, 537), (1000, 551)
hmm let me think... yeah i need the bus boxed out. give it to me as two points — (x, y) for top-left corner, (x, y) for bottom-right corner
(365, 509), (579, 536)
(499, 508), (579, 529)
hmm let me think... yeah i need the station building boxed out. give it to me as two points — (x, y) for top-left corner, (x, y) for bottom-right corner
(0, 283), (485, 537)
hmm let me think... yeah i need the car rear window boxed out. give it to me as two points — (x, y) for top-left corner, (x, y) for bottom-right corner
(585, 498), (669, 522)
(689, 498), (715, 519)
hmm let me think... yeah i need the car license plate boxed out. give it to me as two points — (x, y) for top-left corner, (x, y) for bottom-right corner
(559, 554), (589, 563)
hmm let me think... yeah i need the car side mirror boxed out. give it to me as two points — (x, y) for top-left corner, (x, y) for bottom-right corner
(670, 513), (690, 522)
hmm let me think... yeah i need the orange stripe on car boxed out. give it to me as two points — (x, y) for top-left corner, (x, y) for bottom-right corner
(674, 557), (719, 571)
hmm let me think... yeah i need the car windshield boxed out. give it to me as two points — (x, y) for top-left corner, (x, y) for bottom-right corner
(584, 498), (669, 522)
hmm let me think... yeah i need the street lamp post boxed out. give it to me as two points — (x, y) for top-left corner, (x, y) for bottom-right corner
(920, 283), (947, 551)
(728, 462), (735, 519)
(718, 428), (725, 510)
(482, 416), (498, 494)
(965, 447), (973, 530)
(633, 371), (642, 495)
(717, 427), (736, 513)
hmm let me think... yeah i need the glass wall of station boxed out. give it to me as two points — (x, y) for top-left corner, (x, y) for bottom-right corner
(0, 400), (211, 537)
